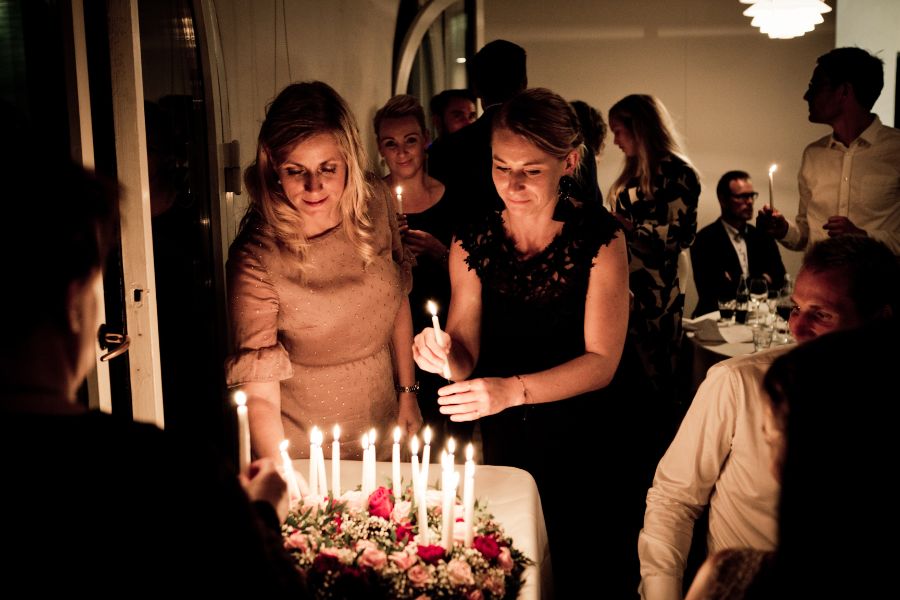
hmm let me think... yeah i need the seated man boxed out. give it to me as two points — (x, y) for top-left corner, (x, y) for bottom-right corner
(639, 235), (899, 600)
(692, 170), (786, 317)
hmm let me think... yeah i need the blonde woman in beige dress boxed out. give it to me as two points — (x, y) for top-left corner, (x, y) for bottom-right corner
(226, 82), (422, 462)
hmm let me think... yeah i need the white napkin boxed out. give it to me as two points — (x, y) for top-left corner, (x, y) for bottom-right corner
(690, 319), (727, 344)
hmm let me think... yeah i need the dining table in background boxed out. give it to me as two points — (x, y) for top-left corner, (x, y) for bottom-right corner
(292, 459), (553, 600)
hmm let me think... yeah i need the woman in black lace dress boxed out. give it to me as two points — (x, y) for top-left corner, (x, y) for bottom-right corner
(413, 88), (632, 596)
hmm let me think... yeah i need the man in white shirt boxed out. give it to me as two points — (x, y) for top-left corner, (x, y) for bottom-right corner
(638, 235), (900, 600)
(759, 47), (900, 254)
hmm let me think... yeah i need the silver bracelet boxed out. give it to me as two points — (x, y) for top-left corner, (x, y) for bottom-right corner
(514, 374), (529, 405)
(396, 381), (420, 394)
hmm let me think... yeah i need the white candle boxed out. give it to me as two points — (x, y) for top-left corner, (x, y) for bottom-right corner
(233, 391), (251, 473)
(768, 164), (778, 211)
(392, 426), (402, 499)
(308, 428), (318, 498)
(446, 437), (456, 465)
(463, 443), (476, 546)
(441, 451), (458, 550)
(279, 439), (302, 505)
(427, 300), (453, 380)
(416, 446), (429, 545)
(422, 426), (432, 490)
(395, 185), (404, 214)
(313, 427), (328, 498)
(410, 435), (420, 500)
(361, 433), (370, 497)
(368, 428), (377, 496)
(332, 425), (341, 498)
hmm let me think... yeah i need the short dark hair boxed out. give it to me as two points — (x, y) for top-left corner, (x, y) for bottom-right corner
(816, 47), (884, 110)
(471, 40), (527, 106)
(570, 100), (607, 154)
(716, 170), (751, 203)
(429, 89), (476, 120)
(801, 235), (900, 320)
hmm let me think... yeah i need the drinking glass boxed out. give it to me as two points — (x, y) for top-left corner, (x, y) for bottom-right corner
(717, 298), (736, 326)
(748, 278), (769, 325)
(752, 325), (774, 352)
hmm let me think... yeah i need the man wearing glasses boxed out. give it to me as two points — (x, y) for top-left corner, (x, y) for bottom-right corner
(758, 47), (900, 255)
(691, 171), (786, 317)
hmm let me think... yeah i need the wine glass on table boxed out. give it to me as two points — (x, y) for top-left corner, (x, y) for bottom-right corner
(748, 278), (769, 326)
(774, 282), (794, 344)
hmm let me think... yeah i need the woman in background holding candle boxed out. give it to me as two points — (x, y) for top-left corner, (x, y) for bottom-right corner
(412, 88), (630, 596)
(374, 95), (466, 447)
(227, 82), (422, 463)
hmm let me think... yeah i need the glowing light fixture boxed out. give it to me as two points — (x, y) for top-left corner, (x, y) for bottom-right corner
(740, 0), (832, 40)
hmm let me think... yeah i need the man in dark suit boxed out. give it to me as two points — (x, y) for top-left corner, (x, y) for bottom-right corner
(691, 170), (786, 317)
(427, 39), (527, 226)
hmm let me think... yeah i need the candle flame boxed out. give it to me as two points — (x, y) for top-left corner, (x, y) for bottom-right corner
(427, 300), (438, 317)
(395, 185), (402, 197)
(769, 164), (778, 175)
(447, 437), (456, 454)
(423, 426), (432, 444)
(410, 435), (419, 454)
(233, 390), (247, 407)
(362, 433), (369, 449)
(394, 426), (402, 443)
(333, 424), (341, 440)
(369, 428), (377, 445)
(311, 426), (322, 445)
(279, 439), (289, 453)
(466, 443), (474, 461)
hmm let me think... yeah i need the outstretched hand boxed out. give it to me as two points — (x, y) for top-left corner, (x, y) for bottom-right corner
(240, 457), (297, 522)
(436, 377), (525, 422)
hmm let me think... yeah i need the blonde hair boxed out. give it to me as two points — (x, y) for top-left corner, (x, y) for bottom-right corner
(607, 94), (694, 203)
(373, 94), (427, 139)
(241, 81), (377, 274)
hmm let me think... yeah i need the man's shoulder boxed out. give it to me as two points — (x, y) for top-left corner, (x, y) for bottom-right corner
(710, 345), (794, 379)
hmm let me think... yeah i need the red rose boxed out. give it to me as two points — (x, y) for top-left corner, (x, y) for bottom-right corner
(368, 486), (395, 520)
(396, 522), (414, 545)
(417, 544), (446, 565)
(334, 513), (343, 533)
(473, 535), (500, 561)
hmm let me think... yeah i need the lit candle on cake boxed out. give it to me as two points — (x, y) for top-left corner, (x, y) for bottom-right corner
(427, 300), (452, 380)
(422, 426), (432, 489)
(416, 438), (429, 545)
(395, 185), (403, 214)
(768, 164), (778, 211)
(279, 439), (302, 505)
(332, 425), (341, 498)
(367, 428), (377, 496)
(463, 443), (476, 547)
(446, 437), (456, 465)
(233, 391), (251, 473)
(441, 451), (458, 551)
(361, 433), (370, 497)
(392, 426), (402, 499)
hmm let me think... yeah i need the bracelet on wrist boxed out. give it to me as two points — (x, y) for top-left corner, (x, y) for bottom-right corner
(514, 374), (529, 406)
(396, 381), (420, 394)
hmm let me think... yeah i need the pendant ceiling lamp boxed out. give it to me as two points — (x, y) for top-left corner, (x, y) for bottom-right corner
(740, 0), (832, 39)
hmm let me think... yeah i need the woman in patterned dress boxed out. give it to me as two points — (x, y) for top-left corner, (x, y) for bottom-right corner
(608, 94), (700, 401)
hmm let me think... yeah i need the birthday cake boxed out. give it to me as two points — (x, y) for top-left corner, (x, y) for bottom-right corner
(282, 485), (532, 599)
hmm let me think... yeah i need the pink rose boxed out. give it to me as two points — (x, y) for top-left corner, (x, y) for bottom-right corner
(339, 490), (366, 512)
(407, 564), (431, 587)
(453, 519), (467, 543)
(497, 546), (514, 573)
(358, 546), (387, 570)
(355, 539), (377, 552)
(389, 551), (417, 571)
(414, 596), (431, 600)
(319, 546), (342, 558)
(368, 486), (395, 520)
(417, 544), (445, 565)
(392, 500), (412, 522)
(467, 591), (484, 600)
(447, 559), (475, 586)
(473, 535), (500, 561)
(284, 531), (311, 552)
(396, 522), (414, 545)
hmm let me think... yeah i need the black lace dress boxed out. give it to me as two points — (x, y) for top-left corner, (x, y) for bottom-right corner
(458, 200), (641, 596)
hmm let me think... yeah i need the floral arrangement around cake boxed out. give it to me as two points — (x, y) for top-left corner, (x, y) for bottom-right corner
(282, 485), (533, 599)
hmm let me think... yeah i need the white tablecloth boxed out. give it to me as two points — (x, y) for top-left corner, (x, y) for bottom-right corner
(292, 459), (552, 600)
